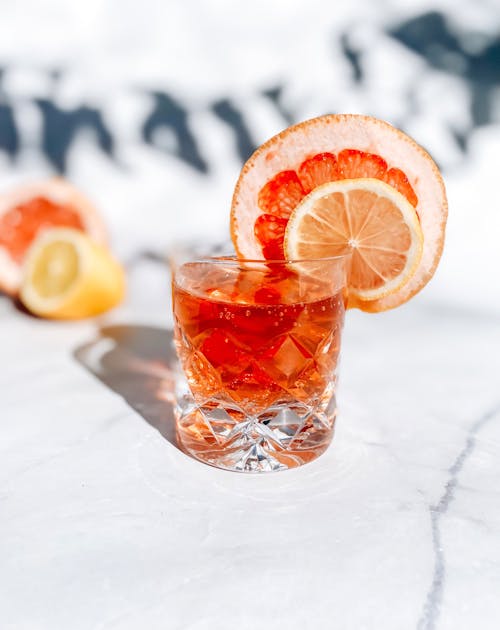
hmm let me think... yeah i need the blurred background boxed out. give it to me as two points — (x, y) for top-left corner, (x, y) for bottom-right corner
(0, 0), (499, 314)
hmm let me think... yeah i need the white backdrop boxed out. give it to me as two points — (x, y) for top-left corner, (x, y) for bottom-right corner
(0, 0), (499, 313)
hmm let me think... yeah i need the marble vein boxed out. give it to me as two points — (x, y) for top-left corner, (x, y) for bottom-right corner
(417, 403), (500, 630)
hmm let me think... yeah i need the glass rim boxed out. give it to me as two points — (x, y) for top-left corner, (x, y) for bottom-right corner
(172, 252), (352, 265)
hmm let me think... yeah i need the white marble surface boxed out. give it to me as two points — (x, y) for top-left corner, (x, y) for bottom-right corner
(2, 260), (500, 630)
(1, 1), (499, 627)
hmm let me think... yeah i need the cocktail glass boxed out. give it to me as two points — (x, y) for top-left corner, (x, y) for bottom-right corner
(171, 252), (350, 472)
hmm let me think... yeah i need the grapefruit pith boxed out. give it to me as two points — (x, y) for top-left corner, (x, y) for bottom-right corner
(230, 114), (447, 312)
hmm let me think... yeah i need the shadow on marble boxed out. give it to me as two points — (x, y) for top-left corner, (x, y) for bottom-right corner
(74, 325), (179, 448)
(0, 291), (38, 317)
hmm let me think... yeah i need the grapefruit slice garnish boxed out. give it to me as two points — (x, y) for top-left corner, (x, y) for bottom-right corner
(0, 178), (106, 295)
(284, 178), (423, 303)
(230, 114), (447, 312)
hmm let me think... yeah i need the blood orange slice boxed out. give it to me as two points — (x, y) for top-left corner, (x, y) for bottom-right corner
(0, 178), (106, 295)
(230, 114), (447, 312)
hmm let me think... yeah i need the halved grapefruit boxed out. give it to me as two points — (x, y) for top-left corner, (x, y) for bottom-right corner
(0, 178), (106, 295)
(230, 114), (447, 312)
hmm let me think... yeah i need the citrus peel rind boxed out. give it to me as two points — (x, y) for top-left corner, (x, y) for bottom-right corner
(284, 179), (424, 305)
(20, 228), (124, 320)
(0, 178), (107, 295)
(230, 114), (447, 312)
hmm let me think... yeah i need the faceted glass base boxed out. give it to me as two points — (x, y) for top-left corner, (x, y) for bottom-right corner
(175, 391), (337, 472)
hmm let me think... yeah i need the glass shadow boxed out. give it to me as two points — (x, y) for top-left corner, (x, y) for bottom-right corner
(74, 325), (179, 447)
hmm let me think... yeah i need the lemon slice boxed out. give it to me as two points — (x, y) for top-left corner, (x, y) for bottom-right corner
(284, 178), (424, 306)
(20, 228), (125, 319)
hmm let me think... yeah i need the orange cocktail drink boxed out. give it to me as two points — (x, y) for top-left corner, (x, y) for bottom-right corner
(172, 256), (349, 472)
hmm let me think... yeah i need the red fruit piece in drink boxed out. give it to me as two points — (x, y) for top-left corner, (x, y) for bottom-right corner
(254, 284), (282, 305)
(200, 329), (244, 368)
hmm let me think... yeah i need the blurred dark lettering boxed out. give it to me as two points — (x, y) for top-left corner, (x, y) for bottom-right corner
(0, 12), (496, 176)
(0, 103), (19, 160)
(35, 99), (115, 172)
(212, 98), (256, 162)
(142, 91), (208, 173)
(0, 68), (19, 160)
